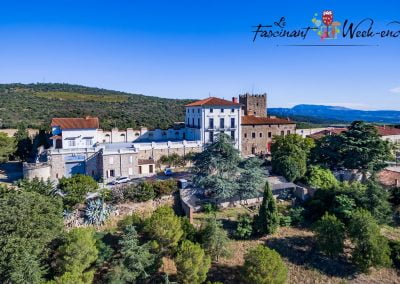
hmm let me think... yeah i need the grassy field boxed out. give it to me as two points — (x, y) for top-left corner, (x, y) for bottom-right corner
(192, 208), (400, 284)
(34, 91), (129, 103)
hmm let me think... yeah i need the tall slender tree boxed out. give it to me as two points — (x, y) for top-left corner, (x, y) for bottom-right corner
(253, 182), (279, 236)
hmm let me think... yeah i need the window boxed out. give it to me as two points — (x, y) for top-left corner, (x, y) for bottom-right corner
(209, 131), (214, 143)
(281, 131), (285, 136)
(259, 133), (263, 138)
(198, 118), (200, 128)
(252, 132), (256, 138)
(129, 156), (133, 164)
(231, 131), (235, 140)
(120, 133), (126, 142)
(109, 169), (115, 177)
(287, 130), (291, 135)
(192, 109), (194, 113)
(268, 132), (272, 138)
(139, 166), (142, 174)
(192, 118), (194, 127)
(85, 139), (92, 146)
(231, 108), (234, 113)
(149, 165), (154, 173)
(68, 139), (76, 147)
(187, 118), (189, 126)
(230, 117), (235, 128)
(244, 133), (247, 138)
(221, 108), (224, 113)
(105, 134), (110, 143)
(220, 118), (224, 128)
(209, 118), (214, 129)
(210, 108), (213, 113)
(128, 168), (133, 175)
(198, 109), (200, 113)
(109, 157), (114, 165)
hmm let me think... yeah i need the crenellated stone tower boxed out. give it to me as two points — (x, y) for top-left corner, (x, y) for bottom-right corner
(239, 93), (267, 117)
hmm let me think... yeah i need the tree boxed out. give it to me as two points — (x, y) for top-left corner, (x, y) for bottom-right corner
(106, 225), (156, 283)
(175, 240), (211, 284)
(348, 209), (391, 272)
(253, 182), (279, 236)
(271, 134), (314, 182)
(201, 217), (230, 262)
(54, 228), (98, 283)
(145, 206), (183, 251)
(242, 245), (288, 284)
(237, 157), (266, 200)
(0, 190), (63, 283)
(0, 132), (16, 163)
(313, 213), (345, 258)
(341, 121), (392, 173)
(305, 165), (339, 190)
(16, 177), (55, 196)
(235, 214), (253, 239)
(311, 134), (344, 170)
(13, 123), (33, 161)
(58, 174), (99, 209)
(359, 180), (392, 224)
(192, 133), (241, 200)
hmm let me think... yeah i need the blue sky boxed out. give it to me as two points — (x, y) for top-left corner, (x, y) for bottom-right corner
(0, 0), (399, 110)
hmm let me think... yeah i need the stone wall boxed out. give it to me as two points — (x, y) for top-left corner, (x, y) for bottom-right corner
(23, 162), (51, 180)
(239, 93), (267, 117)
(241, 123), (296, 156)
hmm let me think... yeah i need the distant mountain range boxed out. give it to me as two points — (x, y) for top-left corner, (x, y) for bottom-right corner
(269, 105), (400, 125)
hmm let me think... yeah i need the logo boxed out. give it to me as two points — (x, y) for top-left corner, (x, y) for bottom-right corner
(252, 10), (400, 46)
(311, 11), (341, 40)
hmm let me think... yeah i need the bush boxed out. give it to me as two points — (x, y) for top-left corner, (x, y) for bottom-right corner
(388, 239), (400, 270)
(181, 217), (198, 242)
(110, 187), (125, 204)
(278, 213), (292, 227)
(289, 206), (305, 226)
(235, 214), (253, 239)
(59, 174), (99, 209)
(313, 213), (345, 258)
(144, 206), (183, 251)
(203, 203), (218, 214)
(242, 245), (288, 284)
(152, 179), (178, 197)
(117, 213), (144, 232)
(348, 209), (392, 272)
(175, 240), (211, 284)
(124, 182), (155, 202)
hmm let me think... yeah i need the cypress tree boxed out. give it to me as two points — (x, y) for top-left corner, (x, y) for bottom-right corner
(253, 182), (279, 236)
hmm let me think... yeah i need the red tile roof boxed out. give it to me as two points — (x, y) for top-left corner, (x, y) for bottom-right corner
(309, 126), (400, 139)
(241, 115), (295, 125)
(51, 117), (99, 129)
(376, 126), (400, 136)
(185, 97), (240, 107)
(377, 169), (400, 188)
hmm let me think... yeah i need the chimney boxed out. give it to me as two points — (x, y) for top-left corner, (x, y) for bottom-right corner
(232, 97), (238, 103)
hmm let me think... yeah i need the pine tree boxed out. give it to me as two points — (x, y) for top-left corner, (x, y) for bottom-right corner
(201, 217), (230, 262)
(253, 182), (279, 236)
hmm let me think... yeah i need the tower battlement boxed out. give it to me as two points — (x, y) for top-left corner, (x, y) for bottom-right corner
(239, 93), (267, 117)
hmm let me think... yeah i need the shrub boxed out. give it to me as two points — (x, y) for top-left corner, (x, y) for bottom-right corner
(110, 187), (125, 204)
(144, 206), (183, 251)
(278, 213), (292, 227)
(388, 239), (400, 270)
(175, 240), (211, 284)
(117, 213), (144, 232)
(242, 245), (288, 284)
(152, 179), (178, 197)
(124, 182), (155, 202)
(84, 199), (113, 226)
(313, 213), (345, 258)
(289, 206), (305, 226)
(59, 174), (99, 209)
(305, 165), (339, 190)
(200, 217), (230, 262)
(203, 203), (218, 214)
(348, 209), (392, 272)
(235, 214), (253, 239)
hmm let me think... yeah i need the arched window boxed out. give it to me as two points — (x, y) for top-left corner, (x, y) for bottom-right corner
(105, 134), (111, 143)
(120, 133), (126, 142)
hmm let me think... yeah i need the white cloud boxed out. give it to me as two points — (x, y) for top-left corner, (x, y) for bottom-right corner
(390, 87), (400, 93)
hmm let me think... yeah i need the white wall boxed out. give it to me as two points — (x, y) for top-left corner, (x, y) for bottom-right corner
(61, 129), (98, 149)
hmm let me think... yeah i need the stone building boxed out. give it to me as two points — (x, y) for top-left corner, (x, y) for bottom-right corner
(239, 94), (296, 156)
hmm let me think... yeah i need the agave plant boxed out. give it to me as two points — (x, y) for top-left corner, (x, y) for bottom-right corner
(84, 198), (113, 225)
